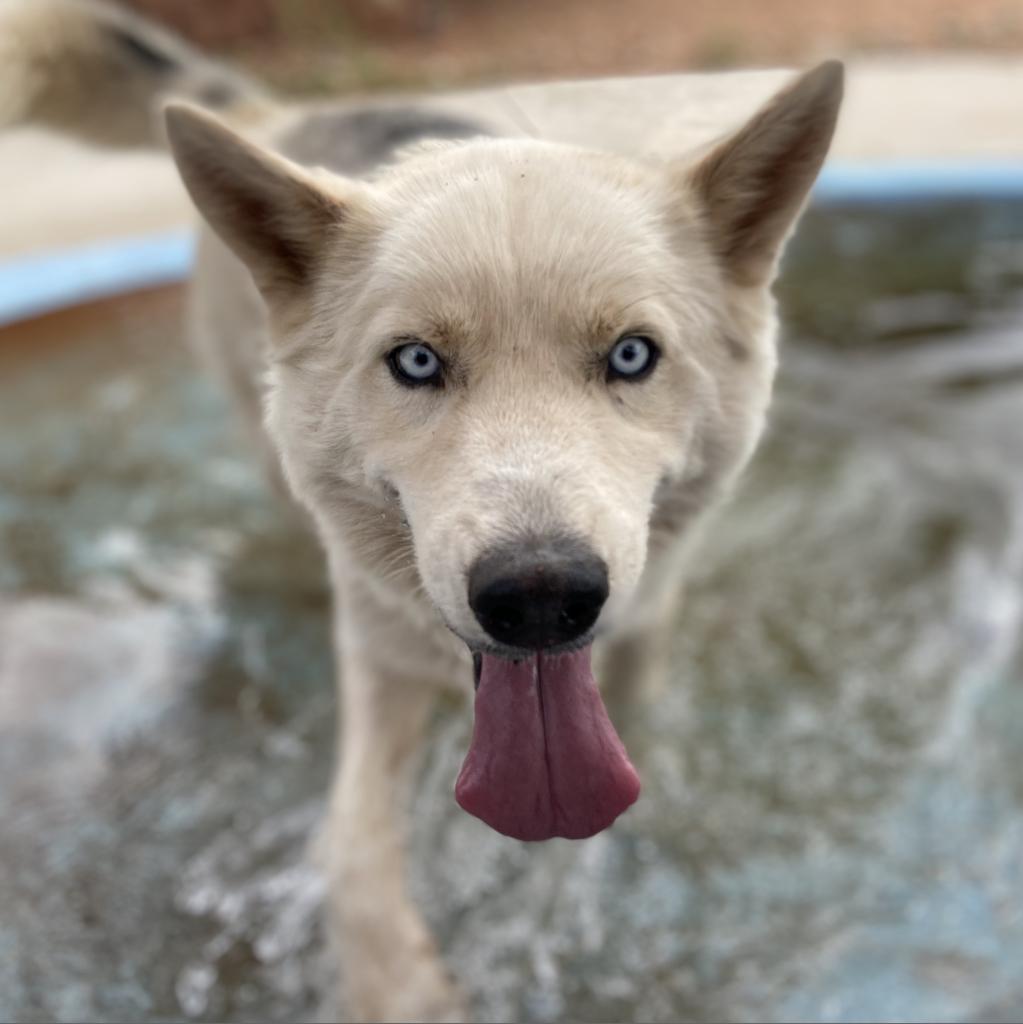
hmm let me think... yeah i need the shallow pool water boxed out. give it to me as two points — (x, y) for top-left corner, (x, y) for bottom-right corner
(2, 199), (1023, 1023)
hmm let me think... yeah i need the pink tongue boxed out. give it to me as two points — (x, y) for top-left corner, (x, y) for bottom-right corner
(455, 646), (640, 841)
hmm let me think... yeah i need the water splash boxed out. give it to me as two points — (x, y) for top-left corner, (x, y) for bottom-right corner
(2, 201), (1023, 1022)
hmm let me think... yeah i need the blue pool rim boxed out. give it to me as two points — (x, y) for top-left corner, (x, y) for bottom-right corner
(1, 160), (1021, 327)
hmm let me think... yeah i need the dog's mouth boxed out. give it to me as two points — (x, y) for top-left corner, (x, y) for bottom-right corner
(455, 645), (640, 841)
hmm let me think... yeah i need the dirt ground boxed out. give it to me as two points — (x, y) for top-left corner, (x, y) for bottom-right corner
(202, 0), (1023, 94)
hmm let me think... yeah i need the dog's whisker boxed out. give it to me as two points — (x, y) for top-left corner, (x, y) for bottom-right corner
(375, 555), (423, 590)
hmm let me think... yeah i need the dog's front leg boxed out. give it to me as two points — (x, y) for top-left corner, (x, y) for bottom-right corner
(319, 581), (467, 1024)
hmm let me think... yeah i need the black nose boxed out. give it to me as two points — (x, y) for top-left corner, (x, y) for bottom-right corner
(468, 536), (609, 650)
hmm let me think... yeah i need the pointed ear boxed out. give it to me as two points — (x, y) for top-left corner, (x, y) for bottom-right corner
(164, 102), (348, 304)
(685, 61), (843, 285)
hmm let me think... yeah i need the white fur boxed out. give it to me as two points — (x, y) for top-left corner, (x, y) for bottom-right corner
(5, 3), (842, 1014)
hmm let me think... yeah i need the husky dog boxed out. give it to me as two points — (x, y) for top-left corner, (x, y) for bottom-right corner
(3, 1), (843, 1018)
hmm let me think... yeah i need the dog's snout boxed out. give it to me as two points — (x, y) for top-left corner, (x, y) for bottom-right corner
(468, 536), (609, 650)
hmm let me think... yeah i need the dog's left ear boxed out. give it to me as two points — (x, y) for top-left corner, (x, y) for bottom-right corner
(684, 61), (844, 285)
(164, 102), (353, 308)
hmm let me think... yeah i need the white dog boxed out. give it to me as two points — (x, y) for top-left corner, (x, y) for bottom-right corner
(3, 1), (843, 1018)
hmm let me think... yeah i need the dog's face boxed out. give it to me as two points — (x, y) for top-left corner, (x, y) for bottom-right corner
(166, 63), (842, 654)
(282, 141), (741, 648)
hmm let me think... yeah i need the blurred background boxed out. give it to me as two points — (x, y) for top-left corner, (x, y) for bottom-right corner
(122, 0), (1023, 91)
(2, 2), (1023, 1023)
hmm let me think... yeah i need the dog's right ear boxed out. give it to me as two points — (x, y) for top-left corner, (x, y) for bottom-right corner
(683, 61), (843, 287)
(165, 103), (350, 307)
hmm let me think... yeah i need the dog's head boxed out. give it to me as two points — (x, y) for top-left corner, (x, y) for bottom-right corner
(166, 64), (841, 650)
(167, 65), (842, 839)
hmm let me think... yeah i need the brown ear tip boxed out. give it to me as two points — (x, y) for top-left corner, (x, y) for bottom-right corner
(163, 99), (220, 132)
(162, 101), (233, 158)
(808, 59), (845, 94)
(162, 101), (196, 138)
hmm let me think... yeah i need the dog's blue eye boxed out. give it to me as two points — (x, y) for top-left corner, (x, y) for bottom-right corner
(389, 342), (443, 387)
(607, 335), (657, 381)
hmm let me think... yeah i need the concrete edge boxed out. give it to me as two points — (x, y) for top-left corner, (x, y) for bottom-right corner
(2, 161), (1022, 326)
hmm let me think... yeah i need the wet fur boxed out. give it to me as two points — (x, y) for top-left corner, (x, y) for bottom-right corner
(4, 3), (843, 1019)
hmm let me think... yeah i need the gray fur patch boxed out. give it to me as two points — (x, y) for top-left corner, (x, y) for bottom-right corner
(107, 25), (180, 75)
(723, 332), (749, 362)
(197, 80), (238, 109)
(277, 107), (489, 176)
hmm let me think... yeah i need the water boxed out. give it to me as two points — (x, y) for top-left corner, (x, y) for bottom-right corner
(2, 200), (1022, 1023)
